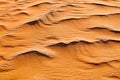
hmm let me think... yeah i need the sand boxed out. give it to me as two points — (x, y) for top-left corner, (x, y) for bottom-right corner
(0, 0), (120, 80)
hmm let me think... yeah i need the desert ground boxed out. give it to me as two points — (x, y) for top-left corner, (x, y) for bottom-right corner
(0, 0), (120, 80)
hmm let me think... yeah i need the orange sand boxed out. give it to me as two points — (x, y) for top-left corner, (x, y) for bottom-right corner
(0, 0), (120, 80)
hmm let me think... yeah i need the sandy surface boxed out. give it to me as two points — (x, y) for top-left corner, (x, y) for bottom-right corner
(0, 0), (120, 80)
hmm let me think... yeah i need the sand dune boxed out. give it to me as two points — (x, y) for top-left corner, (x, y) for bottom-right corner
(0, 0), (120, 80)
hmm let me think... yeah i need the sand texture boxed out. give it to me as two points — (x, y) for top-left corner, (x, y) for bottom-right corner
(0, 0), (120, 80)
